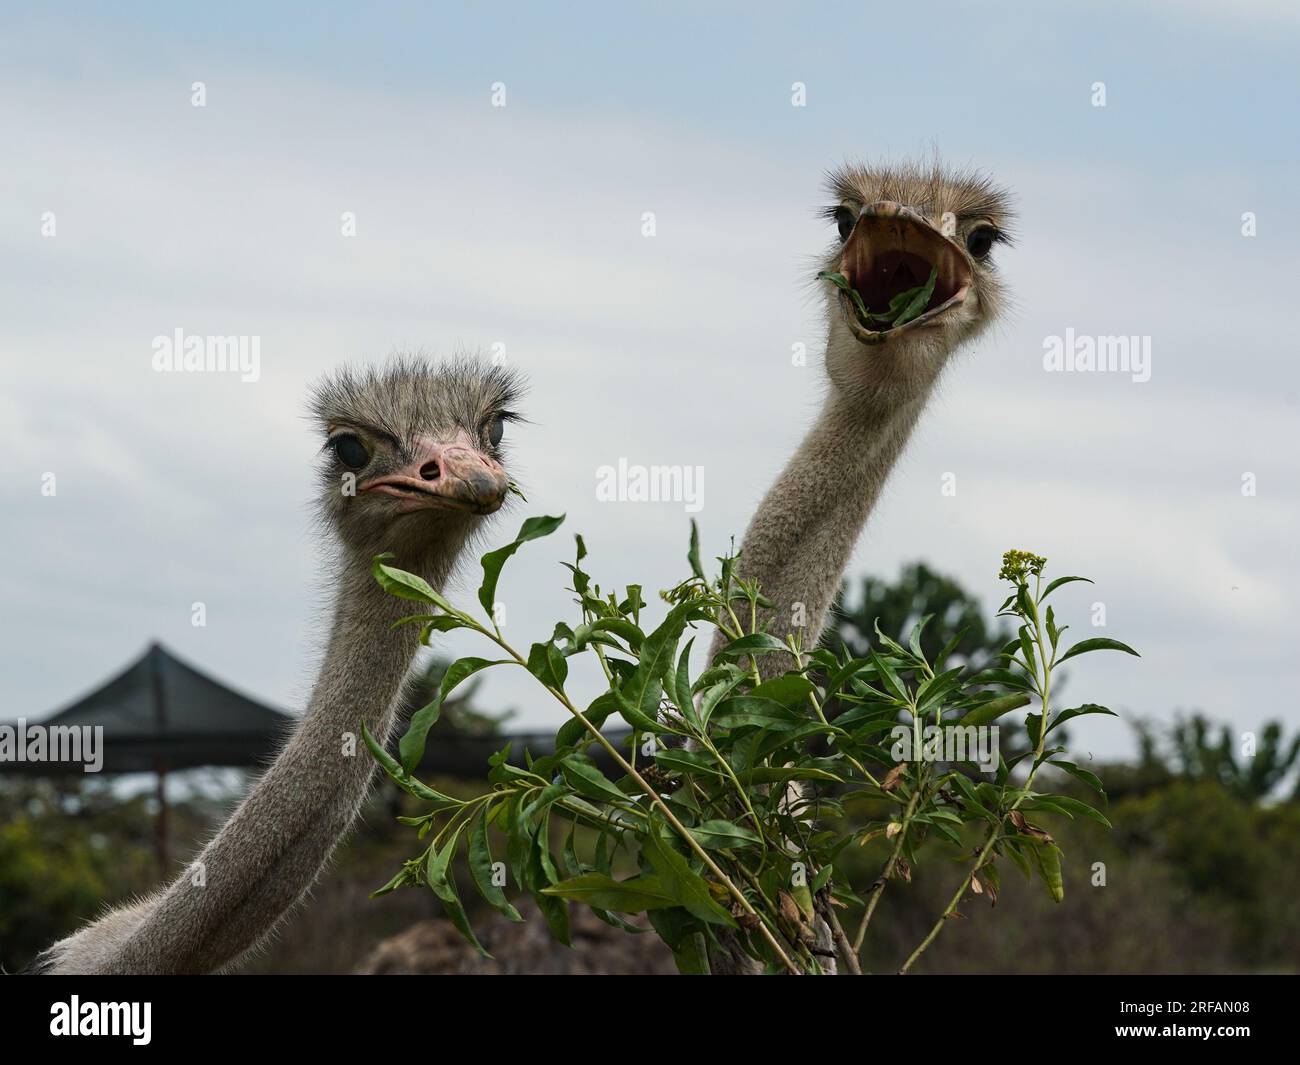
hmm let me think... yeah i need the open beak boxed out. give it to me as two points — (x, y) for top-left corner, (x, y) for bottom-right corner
(832, 201), (972, 345)
(359, 440), (509, 515)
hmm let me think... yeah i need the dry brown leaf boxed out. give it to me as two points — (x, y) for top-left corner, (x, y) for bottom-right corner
(881, 763), (907, 792)
(779, 891), (803, 927)
(1008, 809), (1054, 842)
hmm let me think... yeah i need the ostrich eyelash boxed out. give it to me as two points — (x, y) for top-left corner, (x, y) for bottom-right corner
(972, 224), (1012, 248)
(321, 426), (401, 453)
(489, 409), (525, 430)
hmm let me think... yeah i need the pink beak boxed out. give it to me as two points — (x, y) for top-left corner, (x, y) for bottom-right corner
(359, 439), (509, 515)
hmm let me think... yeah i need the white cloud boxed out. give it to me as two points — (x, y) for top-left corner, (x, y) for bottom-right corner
(2, 60), (1296, 764)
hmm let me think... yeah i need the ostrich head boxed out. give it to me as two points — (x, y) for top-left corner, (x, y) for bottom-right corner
(820, 160), (1014, 404)
(309, 354), (523, 563)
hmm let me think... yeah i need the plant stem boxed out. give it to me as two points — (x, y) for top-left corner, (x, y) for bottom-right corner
(898, 580), (1057, 975)
(484, 626), (803, 975)
(852, 780), (923, 954)
(825, 900), (862, 976)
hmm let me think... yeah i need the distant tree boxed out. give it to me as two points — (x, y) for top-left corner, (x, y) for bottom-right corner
(1131, 713), (1300, 802)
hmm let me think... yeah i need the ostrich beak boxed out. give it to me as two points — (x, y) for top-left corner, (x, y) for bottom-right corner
(359, 441), (509, 515)
(833, 201), (973, 345)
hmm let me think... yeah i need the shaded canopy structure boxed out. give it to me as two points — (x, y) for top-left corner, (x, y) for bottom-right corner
(0, 642), (628, 780)
(0, 642), (293, 778)
(1, 643), (629, 871)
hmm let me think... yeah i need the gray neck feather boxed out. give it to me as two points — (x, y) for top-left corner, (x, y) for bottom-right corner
(97, 541), (461, 974)
(725, 385), (932, 671)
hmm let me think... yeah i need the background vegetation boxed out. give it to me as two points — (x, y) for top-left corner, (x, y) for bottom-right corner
(4, 562), (1297, 974)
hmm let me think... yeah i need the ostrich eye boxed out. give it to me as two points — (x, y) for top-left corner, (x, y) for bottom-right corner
(966, 226), (998, 261)
(835, 206), (857, 243)
(332, 434), (370, 470)
(487, 416), (505, 449)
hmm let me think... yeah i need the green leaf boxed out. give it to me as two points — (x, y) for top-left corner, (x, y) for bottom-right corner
(528, 819), (571, 946)
(526, 639), (568, 691)
(1041, 575), (1093, 600)
(670, 931), (711, 975)
(1028, 793), (1111, 828)
(417, 615), (474, 643)
(687, 520), (704, 579)
(560, 757), (630, 806)
(395, 774), (458, 806)
(614, 680), (666, 734)
(477, 514), (565, 616)
(369, 865), (413, 898)
(1048, 703), (1119, 734)
(645, 826), (737, 928)
(687, 819), (764, 851)
(934, 627), (969, 671)
(541, 873), (678, 912)
(891, 264), (938, 326)
(655, 747), (726, 778)
(555, 690), (619, 749)
(948, 772), (998, 822)
(869, 650), (910, 704)
(738, 765), (844, 786)
(360, 720), (403, 780)
(968, 667), (1033, 691)
(1029, 841), (1065, 903)
(915, 666), (965, 713)
(1018, 625), (1037, 677)
(615, 601), (707, 733)
(371, 554), (458, 613)
(1001, 837), (1034, 879)
(1050, 759), (1105, 794)
(714, 632), (790, 661)
(712, 695), (805, 731)
(824, 656), (873, 698)
(907, 614), (933, 660)
(670, 638), (697, 725)
(961, 692), (1032, 727)
(468, 808), (523, 921)
(1054, 637), (1140, 666)
(426, 827), (489, 957)
(696, 672), (748, 730)
(399, 657), (507, 771)
(576, 616), (644, 651)
(748, 674), (816, 708)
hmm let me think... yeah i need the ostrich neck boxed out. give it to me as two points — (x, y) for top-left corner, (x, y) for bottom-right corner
(726, 384), (932, 669)
(102, 540), (462, 975)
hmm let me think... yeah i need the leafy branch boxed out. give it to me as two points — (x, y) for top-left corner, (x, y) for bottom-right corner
(364, 524), (1136, 975)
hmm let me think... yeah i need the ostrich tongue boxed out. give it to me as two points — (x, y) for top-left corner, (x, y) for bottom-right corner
(818, 267), (938, 330)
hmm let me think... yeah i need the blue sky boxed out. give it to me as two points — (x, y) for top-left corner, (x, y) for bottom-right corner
(2, 1), (1297, 768)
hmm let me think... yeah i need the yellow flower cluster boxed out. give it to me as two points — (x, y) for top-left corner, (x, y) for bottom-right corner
(998, 549), (1047, 584)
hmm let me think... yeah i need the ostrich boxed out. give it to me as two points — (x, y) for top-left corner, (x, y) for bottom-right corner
(722, 158), (1013, 672)
(33, 354), (523, 975)
(708, 159), (1015, 973)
